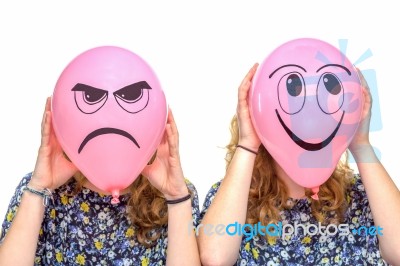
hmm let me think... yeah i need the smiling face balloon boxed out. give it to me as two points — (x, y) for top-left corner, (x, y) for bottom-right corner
(249, 38), (363, 199)
(52, 46), (167, 204)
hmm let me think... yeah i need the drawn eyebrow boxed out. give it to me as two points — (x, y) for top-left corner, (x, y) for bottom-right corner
(269, 64), (307, 79)
(316, 64), (351, 75)
(114, 81), (152, 94)
(71, 83), (107, 93)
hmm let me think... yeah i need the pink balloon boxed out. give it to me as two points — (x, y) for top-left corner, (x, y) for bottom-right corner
(52, 46), (167, 203)
(249, 38), (363, 199)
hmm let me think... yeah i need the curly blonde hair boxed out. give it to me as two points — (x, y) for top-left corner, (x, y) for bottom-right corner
(226, 115), (353, 231)
(72, 165), (167, 248)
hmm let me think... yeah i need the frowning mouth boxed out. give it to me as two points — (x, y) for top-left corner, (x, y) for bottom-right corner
(275, 109), (345, 151)
(78, 127), (140, 153)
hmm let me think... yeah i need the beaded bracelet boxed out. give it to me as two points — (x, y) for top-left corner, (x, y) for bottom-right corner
(24, 186), (54, 207)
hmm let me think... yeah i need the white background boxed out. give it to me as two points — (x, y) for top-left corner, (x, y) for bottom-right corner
(1, 1), (399, 218)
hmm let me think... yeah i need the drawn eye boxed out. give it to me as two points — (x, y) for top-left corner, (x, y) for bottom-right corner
(72, 83), (108, 114)
(317, 72), (344, 114)
(277, 72), (306, 115)
(114, 85), (143, 103)
(113, 81), (151, 113)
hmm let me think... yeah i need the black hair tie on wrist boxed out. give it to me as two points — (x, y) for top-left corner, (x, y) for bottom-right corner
(165, 194), (191, 204)
(236, 144), (258, 155)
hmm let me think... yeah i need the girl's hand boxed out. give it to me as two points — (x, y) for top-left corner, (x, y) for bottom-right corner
(237, 63), (261, 151)
(29, 97), (78, 190)
(142, 108), (189, 200)
(349, 69), (373, 155)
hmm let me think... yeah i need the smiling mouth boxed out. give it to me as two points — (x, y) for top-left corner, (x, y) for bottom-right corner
(78, 127), (140, 153)
(275, 109), (345, 151)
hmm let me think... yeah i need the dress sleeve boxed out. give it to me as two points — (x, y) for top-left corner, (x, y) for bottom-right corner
(199, 180), (222, 223)
(0, 172), (46, 264)
(347, 173), (387, 263)
(347, 174), (375, 228)
(0, 173), (32, 244)
(185, 179), (201, 227)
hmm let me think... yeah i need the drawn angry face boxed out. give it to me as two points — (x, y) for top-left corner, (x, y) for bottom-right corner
(52, 46), (167, 198)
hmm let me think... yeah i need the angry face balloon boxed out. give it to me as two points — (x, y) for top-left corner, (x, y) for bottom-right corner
(52, 46), (167, 204)
(249, 38), (363, 199)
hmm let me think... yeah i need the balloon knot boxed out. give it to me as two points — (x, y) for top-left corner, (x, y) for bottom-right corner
(111, 190), (120, 205)
(311, 186), (320, 200)
(111, 197), (120, 204)
(311, 193), (319, 200)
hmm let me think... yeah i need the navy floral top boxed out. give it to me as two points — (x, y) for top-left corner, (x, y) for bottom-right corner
(200, 174), (388, 266)
(0, 173), (200, 266)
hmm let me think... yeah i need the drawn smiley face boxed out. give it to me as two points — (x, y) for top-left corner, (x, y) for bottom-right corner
(250, 38), (363, 190)
(271, 63), (351, 151)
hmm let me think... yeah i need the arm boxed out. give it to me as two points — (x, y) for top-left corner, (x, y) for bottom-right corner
(166, 195), (199, 266)
(198, 64), (260, 266)
(0, 97), (78, 265)
(349, 70), (400, 265)
(0, 191), (45, 265)
(142, 108), (200, 266)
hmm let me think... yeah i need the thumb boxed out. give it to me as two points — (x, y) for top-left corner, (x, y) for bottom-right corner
(141, 162), (157, 181)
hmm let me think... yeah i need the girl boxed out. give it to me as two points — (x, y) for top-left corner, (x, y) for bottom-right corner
(198, 64), (400, 265)
(0, 98), (201, 266)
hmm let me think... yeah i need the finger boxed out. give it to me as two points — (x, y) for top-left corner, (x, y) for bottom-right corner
(46, 96), (51, 111)
(239, 63), (259, 88)
(356, 68), (371, 92)
(41, 110), (51, 147)
(356, 68), (373, 105)
(238, 64), (259, 104)
(159, 127), (168, 146)
(141, 164), (153, 180)
(362, 85), (373, 109)
(238, 64), (258, 91)
(165, 108), (179, 155)
(41, 97), (51, 132)
(167, 107), (178, 137)
(166, 124), (179, 158)
(147, 151), (157, 165)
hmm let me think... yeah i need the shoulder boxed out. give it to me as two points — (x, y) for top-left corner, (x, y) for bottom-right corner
(205, 179), (222, 199)
(5, 172), (34, 209)
(13, 172), (78, 194)
(8, 172), (34, 202)
(184, 178), (198, 195)
(347, 173), (367, 203)
(16, 173), (79, 205)
(17, 172), (33, 188)
(199, 179), (222, 217)
(1, 172), (34, 243)
(182, 178), (201, 225)
(345, 173), (374, 222)
(184, 178), (199, 205)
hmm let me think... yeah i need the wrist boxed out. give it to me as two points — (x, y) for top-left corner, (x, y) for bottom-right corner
(236, 144), (258, 155)
(165, 194), (191, 205)
(237, 141), (260, 153)
(28, 180), (47, 191)
(24, 185), (54, 207)
(349, 143), (378, 163)
(349, 140), (371, 154)
(163, 186), (189, 201)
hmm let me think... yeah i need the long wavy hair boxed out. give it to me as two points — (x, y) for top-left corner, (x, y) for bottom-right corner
(72, 154), (167, 248)
(225, 116), (353, 232)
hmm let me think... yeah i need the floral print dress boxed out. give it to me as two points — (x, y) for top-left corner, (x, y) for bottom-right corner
(1, 173), (200, 266)
(200, 174), (388, 266)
